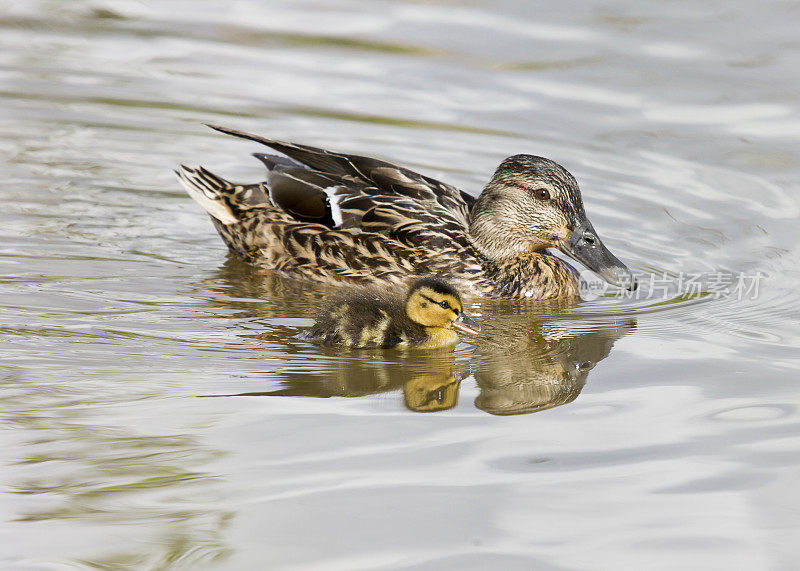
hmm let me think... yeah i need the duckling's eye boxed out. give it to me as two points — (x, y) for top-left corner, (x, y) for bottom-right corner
(439, 300), (451, 310)
(535, 188), (551, 201)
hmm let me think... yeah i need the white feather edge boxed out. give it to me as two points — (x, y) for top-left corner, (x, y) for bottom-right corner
(323, 185), (343, 227)
(176, 169), (239, 225)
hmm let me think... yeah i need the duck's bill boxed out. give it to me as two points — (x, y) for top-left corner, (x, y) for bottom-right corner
(559, 220), (637, 291)
(452, 312), (481, 335)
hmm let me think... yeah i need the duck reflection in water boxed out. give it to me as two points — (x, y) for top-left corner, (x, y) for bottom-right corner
(471, 298), (635, 415)
(262, 350), (466, 413)
(197, 263), (635, 415)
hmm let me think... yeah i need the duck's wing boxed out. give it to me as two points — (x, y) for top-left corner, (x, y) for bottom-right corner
(177, 164), (430, 283)
(206, 124), (476, 232)
(178, 126), (486, 287)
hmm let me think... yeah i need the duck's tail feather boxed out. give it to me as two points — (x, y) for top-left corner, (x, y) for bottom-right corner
(176, 165), (239, 225)
(176, 165), (271, 225)
(205, 124), (318, 162)
(205, 123), (381, 177)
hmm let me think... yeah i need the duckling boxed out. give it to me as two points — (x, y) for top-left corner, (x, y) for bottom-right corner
(177, 125), (637, 299)
(306, 277), (480, 349)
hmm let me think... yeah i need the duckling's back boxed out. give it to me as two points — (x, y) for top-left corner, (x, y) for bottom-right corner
(307, 288), (424, 349)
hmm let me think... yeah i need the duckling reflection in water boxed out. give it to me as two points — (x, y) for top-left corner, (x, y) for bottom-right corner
(404, 373), (461, 412)
(306, 276), (481, 349)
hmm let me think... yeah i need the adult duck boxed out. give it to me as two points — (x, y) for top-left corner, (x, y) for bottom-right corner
(176, 125), (635, 299)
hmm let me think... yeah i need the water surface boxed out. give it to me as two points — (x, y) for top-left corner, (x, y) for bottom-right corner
(2, 1), (800, 569)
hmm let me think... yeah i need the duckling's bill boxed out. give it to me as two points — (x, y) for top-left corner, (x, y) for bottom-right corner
(451, 311), (481, 335)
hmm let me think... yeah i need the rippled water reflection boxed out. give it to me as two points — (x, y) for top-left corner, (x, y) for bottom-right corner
(2, 1), (800, 568)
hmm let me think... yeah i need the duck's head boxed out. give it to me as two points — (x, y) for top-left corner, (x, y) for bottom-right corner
(405, 277), (481, 335)
(470, 155), (636, 290)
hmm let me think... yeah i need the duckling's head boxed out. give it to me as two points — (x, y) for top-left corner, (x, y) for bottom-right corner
(470, 155), (636, 290)
(405, 277), (481, 335)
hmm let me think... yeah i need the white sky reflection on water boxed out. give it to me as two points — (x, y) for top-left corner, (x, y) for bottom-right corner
(1, 0), (799, 569)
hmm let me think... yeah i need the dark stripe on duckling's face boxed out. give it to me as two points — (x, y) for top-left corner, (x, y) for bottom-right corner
(418, 293), (480, 334)
(419, 293), (460, 315)
(406, 284), (461, 326)
(406, 286), (480, 335)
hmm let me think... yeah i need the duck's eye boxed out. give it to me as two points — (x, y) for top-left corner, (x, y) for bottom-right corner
(535, 188), (551, 200)
(439, 300), (451, 309)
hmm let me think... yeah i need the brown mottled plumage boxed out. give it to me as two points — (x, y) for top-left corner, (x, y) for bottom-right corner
(177, 125), (636, 299)
(306, 277), (480, 349)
